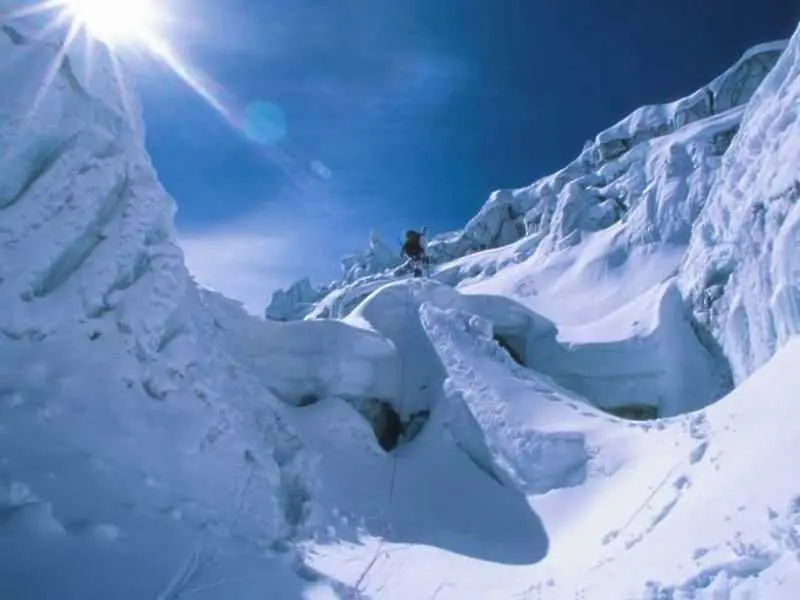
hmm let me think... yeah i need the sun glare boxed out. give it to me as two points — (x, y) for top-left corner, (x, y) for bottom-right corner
(4, 0), (244, 150)
(62, 0), (160, 44)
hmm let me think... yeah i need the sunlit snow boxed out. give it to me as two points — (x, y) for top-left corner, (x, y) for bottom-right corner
(1, 11), (799, 600)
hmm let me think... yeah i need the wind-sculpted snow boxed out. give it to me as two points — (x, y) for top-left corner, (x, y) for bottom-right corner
(593, 42), (786, 162)
(529, 282), (731, 418)
(420, 302), (592, 496)
(265, 230), (400, 321)
(424, 42), (785, 267)
(204, 288), (400, 407)
(265, 277), (331, 322)
(342, 279), (555, 419)
(0, 24), (340, 597)
(4, 11), (800, 600)
(681, 26), (800, 383)
(0, 24), (190, 398)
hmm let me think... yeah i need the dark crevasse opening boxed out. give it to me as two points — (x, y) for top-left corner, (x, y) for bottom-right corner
(493, 334), (525, 366)
(357, 399), (431, 452)
(604, 404), (660, 421)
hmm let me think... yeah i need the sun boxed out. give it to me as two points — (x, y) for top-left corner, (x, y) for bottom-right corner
(60, 0), (161, 45)
(6, 0), (236, 136)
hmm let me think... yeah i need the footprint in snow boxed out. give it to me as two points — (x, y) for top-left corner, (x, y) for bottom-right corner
(673, 475), (691, 491)
(690, 441), (709, 464)
(601, 530), (620, 545)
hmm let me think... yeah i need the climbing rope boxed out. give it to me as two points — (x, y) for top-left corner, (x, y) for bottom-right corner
(350, 280), (416, 598)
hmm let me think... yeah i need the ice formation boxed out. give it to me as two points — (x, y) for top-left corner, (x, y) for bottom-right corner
(2, 13), (800, 600)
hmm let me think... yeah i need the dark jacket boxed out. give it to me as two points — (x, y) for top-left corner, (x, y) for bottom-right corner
(402, 234), (424, 259)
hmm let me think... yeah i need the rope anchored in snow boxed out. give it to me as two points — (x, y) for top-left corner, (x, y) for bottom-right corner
(349, 282), (416, 598)
(349, 456), (401, 596)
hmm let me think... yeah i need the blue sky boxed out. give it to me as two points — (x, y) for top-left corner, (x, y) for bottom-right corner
(135, 0), (799, 313)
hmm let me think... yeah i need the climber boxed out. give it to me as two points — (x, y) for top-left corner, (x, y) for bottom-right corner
(401, 229), (428, 277)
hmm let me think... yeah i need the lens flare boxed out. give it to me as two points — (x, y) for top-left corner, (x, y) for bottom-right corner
(1, 1), (310, 185)
(243, 101), (288, 146)
(2, 0), (236, 128)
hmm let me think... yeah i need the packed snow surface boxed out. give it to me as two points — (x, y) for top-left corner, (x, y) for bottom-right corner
(1, 11), (800, 600)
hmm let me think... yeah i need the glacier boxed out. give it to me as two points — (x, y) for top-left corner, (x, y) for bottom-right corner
(1, 10), (800, 600)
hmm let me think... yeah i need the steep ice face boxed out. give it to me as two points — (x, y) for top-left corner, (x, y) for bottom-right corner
(0, 25), (363, 595)
(681, 27), (800, 383)
(592, 42), (786, 162)
(425, 41), (786, 267)
(0, 25), (189, 396)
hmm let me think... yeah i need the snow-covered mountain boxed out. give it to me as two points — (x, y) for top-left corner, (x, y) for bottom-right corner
(2, 12), (800, 600)
(267, 40), (785, 321)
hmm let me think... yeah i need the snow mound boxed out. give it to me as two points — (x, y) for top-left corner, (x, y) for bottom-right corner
(681, 26), (800, 383)
(206, 288), (400, 407)
(529, 281), (731, 418)
(343, 279), (554, 419)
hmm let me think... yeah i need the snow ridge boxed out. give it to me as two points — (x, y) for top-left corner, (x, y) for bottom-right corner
(267, 40), (786, 322)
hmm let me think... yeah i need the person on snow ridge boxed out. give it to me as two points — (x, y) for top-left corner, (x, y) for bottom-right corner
(401, 229), (428, 277)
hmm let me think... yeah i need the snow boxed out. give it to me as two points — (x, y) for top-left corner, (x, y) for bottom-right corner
(1, 10), (800, 600)
(303, 317), (800, 600)
(680, 28), (800, 384)
(267, 40), (785, 323)
(264, 231), (401, 322)
(266, 277), (332, 322)
(594, 41), (787, 149)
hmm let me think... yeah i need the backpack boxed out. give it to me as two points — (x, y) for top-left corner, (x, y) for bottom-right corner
(403, 231), (423, 257)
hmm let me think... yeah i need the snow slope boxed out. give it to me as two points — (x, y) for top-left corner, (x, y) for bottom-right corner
(266, 24), (800, 600)
(2, 10), (800, 600)
(305, 307), (800, 599)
